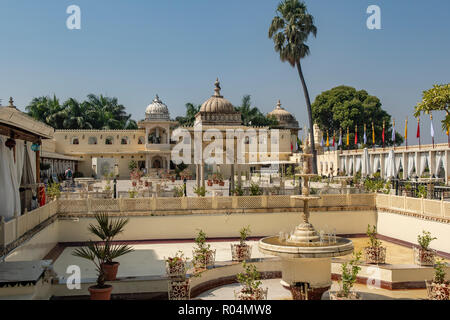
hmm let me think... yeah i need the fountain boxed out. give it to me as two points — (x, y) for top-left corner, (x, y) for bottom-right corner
(258, 137), (354, 300)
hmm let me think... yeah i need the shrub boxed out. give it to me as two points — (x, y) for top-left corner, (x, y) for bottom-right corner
(433, 259), (447, 284)
(249, 182), (262, 196)
(338, 251), (362, 297)
(239, 226), (251, 246)
(367, 225), (381, 248)
(236, 262), (262, 294)
(193, 185), (206, 197)
(418, 231), (437, 250)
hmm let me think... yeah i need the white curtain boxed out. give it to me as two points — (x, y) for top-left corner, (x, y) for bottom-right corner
(435, 152), (444, 177)
(372, 155), (380, 174)
(395, 155), (402, 177)
(355, 157), (361, 173)
(419, 153), (429, 177)
(0, 135), (19, 220)
(362, 149), (370, 177)
(348, 158), (353, 175)
(408, 153), (415, 178)
(384, 155), (389, 177)
(15, 140), (25, 186)
(28, 143), (36, 180)
(340, 157), (346, 173)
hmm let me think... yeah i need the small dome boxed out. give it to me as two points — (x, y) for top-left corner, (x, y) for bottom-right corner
(145, 95), (170, 120)
(200, 79), (235, 113)
(268, 100), (299, 128)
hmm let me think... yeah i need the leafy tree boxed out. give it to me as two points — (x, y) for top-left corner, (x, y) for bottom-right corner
(414, 84), (450, 131)
(175, 103), (201, 127)
(62, 98), (94, 129)
(269, 0), (318, 173)
(311, 85), (403, 148)
(235, 95), (278, 127)
(26, 95), (66, 129)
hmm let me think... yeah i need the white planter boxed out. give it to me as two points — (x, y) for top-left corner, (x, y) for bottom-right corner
(413, 247), (436, 266)
(234, 287), (268, 300)
(329, 291), (362, 300)
(426, 280), (450, 300)
(168, 279), (191, 300)
(364, 246), (386, 264)
(165, 259), (187, 281)
(192, 249), (216, 270)
(231, 244), (252, 262)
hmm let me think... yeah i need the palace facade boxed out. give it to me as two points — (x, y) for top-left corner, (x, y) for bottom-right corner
(42, 79), (301, 183)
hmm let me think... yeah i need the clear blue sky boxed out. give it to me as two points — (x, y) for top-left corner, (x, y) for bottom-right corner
(1, 0), (449, 144)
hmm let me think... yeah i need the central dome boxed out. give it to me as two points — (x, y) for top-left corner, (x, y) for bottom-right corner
(200, 79), (235, 113)
(145, 95), (170, 120)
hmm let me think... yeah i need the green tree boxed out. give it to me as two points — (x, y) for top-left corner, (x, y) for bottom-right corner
(62, 98), (94, 129)
(414, 84), (450, 131)
(311, 85), (404, 148)
(235, 95), (278, 127)
(176, 102), (201, 127)
(269, 0), (318, 173)
(26, 95), (66, 129)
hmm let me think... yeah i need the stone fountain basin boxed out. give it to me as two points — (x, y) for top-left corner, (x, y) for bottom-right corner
(259, 236), (354, 259)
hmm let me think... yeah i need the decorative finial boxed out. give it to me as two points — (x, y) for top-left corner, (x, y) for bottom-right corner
(9, 97), (15, 108)
(154, 94), (161, 103)
(276, 100), (282, 109)
(214, 78), (221, 97)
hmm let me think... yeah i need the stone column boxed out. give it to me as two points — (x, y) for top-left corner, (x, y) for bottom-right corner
(230, 164), (235, 192)
(445, 150), (449, 185)
(201, 163), (205, 188)
(415, 152), (421, 177)
(403, 152), (409, 179)
(380, 153), (385, 179)
(430, 150), (436, 177)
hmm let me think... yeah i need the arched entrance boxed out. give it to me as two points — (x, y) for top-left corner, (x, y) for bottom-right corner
(152, 159), (162, 169)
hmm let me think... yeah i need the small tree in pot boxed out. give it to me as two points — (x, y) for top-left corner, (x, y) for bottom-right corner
(192, 229), (215, 273)
(330, 251), (363, 300)
(231, 226), (252, 262)
(364, 225), (386, 264)
(426, 259), (449, 300)
(72, 242), (112, 300)
(414, 231), (437, 266)
(165, 250), (188, 281)
(235, 262), (268, 300)
(88, 213), (134, 281)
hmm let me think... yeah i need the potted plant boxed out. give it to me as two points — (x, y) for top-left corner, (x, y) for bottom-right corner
(72, 242), (113, 300)
(193, 185), (206, 197)
(212, 173), (219, 184)
(234, 262), (268, 300)
(414, 231), (437, 266)
(231, 226), (252, 262)
(233, 184), (244, 196)
(364, 225), (386, 264)
(249, 182), (262, 196)
(403, 182), (412, 197)
(47, 182), (61, 200)
(426, 259), (449, 300)
(88, 213), (134, 281)
(192, 230), (216, 272)
(330, 251), (363, 300)
(128, 188), (138, 198)
(165, 250), (188, 281)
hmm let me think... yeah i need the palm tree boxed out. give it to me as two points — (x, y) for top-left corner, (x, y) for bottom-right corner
(62, 98), (94, 129)
(176, 103), (201, 127)
(86, 94), (131, 129)
(26, 95), (66, 129)
(269, 0), (318, 173)
(235, 95), (278, 127)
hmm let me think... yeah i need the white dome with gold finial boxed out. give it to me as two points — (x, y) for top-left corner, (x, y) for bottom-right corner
(268, 100), (299, 128)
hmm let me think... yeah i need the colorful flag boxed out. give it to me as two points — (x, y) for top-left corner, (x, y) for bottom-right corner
(338, 129), (342, 146)
(392, 119), (396, 144)
(346, 127), (349, 146)
(405, 118), (408, 149)
(354, 125), (358, 145)
(332, 131), (336, 147)
(382, 121), (385, 148)
(430, 114), (435, 148)
(363, 124), (367, 145)
(326, 131), (329, 147)
(372, 122), (375, 145)
(417, 118), (421, 149)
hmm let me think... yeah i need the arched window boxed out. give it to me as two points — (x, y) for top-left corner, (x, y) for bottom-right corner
(138, 136), (145, 145)
(88, 137), (97, 145)
(71, 137), (79, 145)
(121, 136), (129, 145)
(105, 136), (114, 145)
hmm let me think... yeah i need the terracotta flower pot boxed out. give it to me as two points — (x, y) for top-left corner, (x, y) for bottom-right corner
(219, 181), (225, 186)
(213, 180), (219, 184)
(207, 181), (213, 186)
(101, 262), (120, 281)
(88, 285), (113, 300)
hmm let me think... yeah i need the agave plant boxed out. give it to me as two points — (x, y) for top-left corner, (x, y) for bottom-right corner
(88, 213), (134, 264)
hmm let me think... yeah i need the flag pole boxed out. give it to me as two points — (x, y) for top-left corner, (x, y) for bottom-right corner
(393, 119), (395, 151)
(418, 118), (421, 150)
